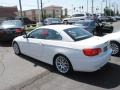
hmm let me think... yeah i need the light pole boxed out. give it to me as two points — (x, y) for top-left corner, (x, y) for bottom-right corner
(109, 0), (111, 16)
(40, 0), (44, 22)
(105, 0), (108, 16)
(106, 0), (107, 8)
(19, 0), (23, 22)
(87, 0), (88, 13)
(101, 0), (103, 14)
(112, 2), (118, 16)
(37, 0), (41, 22)
(91, 0), (94, 14)
(116, 4), (118, 15)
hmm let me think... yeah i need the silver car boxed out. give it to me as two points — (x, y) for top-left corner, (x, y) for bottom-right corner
(44, 18), (62, 25)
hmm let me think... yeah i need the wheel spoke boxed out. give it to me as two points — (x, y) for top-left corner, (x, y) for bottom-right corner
(13, 43), (20, 54)
(110, 43), (119, 55)
(55, 56), (70, 73)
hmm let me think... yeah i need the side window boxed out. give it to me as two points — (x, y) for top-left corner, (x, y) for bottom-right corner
(28, 29), (62, 40)
(46, 29), (62, 40)
(28, 30), (41, 39)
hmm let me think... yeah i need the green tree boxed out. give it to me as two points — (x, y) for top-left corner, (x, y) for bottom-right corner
(104, 7), (114, 16)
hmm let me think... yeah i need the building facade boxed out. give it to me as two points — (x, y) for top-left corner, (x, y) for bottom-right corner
(22, 9), (38, 21)
(43, 5), (62, 18)
(22, 5), (63, 22)
(0, 6), (18, 21)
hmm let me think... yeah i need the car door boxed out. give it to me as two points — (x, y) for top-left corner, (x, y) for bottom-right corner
(23, 29), (46, 61)
(21, 28), (63, 64)
(40, 29), (63, 64)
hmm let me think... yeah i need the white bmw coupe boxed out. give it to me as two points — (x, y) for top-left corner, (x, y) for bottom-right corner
(12, 25), (112, 74)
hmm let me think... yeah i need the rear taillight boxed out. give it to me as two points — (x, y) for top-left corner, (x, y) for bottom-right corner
(83, 48), (102, 56)
(16, 29), (23, 33)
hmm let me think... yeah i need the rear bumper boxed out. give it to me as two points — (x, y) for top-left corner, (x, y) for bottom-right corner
(70, 49), (112, 72)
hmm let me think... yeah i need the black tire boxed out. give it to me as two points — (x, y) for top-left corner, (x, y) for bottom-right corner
(92, 30), (97, 35)
(53, 55), (73, 74)
(110, 41), (120, 56)
(13, 42), (21, 55)
(63, 20), (68, 25)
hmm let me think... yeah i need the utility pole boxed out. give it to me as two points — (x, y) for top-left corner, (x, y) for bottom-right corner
(114, 5), (116, 16)
(101, 0), (103, 14)
(105, 0), (107, 16)
(72, 4), (73, 15)
(87, 0), (88, 13)
(116, 4), (118, 15)
(40, 0), (44, 22)
(109, 0), (111, 16)
(106, 0), (107, 8)
(19, 0), (23, 22)
(91, 0), (94, 14)
(37, 0), (41, 22)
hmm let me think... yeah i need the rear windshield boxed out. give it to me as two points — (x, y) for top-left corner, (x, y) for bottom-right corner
(64, 27), (93, 41)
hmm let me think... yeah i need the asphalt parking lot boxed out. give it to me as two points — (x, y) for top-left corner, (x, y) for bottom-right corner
(1, 22), (120, 90)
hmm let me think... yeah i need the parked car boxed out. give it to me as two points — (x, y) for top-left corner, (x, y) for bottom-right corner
(103, 31), (120, 56)
(74, 20), (113, 36)
(94, 22), (113, 36)
(98, 16), (109, 22)
(74, 20), (96, 33)
(63, 13), (91, 24)
(107, 16), (117, 22)
(115, 16), (120, 20)
(15, 17), (36, 25)
(43, 18), (62, 25)
(98, 16), (117, 22)
(0, 20), (25, 42)
(12, 25), (112, 74)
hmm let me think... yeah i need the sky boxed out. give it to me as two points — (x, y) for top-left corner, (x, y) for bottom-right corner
(0, 0), (119, 15)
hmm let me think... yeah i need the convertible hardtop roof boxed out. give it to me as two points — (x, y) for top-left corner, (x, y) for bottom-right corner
(38, 25), (79, 31)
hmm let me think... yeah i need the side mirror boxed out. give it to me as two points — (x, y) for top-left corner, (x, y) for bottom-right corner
(23, 35), (28, 38)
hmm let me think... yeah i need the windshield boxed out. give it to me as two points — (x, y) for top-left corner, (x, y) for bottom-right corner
(64, 27), (93, 41)
(1, 20), (23, 26)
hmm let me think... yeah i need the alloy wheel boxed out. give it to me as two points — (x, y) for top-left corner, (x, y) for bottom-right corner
(55, 56), (70, 74)
(110, 42), (119, 55)
(13, 43), (20, 55)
